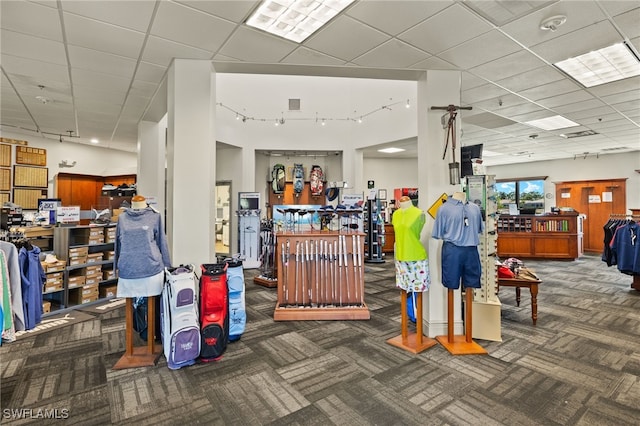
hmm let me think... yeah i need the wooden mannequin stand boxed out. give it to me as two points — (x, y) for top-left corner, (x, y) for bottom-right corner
(387, 291), (437, 354)
(436, 288), (487, 355)
(113, 296), (162, 369)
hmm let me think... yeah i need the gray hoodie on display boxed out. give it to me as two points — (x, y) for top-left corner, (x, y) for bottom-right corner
(115, 208), (172, 279)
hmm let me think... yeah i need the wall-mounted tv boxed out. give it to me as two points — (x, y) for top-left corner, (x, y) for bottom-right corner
(461, 144), (483, 177)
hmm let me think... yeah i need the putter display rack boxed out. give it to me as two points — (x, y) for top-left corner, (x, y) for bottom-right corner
(273, 230), (370, 321)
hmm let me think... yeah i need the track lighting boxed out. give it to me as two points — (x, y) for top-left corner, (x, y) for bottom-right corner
(217, 97), (415, 125)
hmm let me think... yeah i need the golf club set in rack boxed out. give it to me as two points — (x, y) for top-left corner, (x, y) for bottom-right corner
(274, 232), (370, 321)
(254, 218), (278, 288)
(276, 204), (364, 233)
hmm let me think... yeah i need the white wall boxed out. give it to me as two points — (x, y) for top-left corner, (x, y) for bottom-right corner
(486, 152), (640, 210)
(0, 130), (137, 195)
(363, 157), (419, 201)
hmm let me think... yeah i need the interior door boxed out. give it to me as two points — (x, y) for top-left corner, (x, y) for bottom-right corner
(556, 179), (627, 253)
(215, 181), (231, 256)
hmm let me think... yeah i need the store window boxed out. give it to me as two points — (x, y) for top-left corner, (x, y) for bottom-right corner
(495, 177), (546, 214)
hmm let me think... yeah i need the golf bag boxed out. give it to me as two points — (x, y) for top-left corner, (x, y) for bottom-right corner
(271, 164), (285, 194)
(309, 165), (324, 196)
(199, 263), (229, 361)
(225, 257), (246, 341)
(160, 265), (201, 370)
(293, 163), (304, 194)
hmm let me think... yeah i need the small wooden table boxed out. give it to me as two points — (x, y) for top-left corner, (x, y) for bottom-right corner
(498, 277), (541, 325)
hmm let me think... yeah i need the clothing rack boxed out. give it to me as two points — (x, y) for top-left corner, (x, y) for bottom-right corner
(603, 213), (640, 291)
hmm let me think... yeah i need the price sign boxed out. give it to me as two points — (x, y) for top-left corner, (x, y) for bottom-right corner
(57, 206), (80, 223)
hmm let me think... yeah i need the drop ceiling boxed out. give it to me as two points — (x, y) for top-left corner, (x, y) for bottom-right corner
(1, 0), (639, 166)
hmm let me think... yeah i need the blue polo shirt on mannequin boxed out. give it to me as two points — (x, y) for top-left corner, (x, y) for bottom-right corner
(432, 194), (484, 289)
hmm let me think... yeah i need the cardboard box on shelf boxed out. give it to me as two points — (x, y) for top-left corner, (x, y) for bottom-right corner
(85, 264), (102, 276)
(89, 228), (104, 237)
(69, 247), (89, 257)
(69, 290), (98, 305)
(102, 270), (117, 280)
(105, 251), (115, 260)
(42, 260), (66, 273)
(43, 300), (51, 313)
(87, 253), (104, 263)
(46, 272), (63, 283)
(44, 281), (63, 293)
(81, 284), (99, 297)
(88, 235), (105, 245)
(99, 285), (118, 298)
(69, 256), (87, 266)
(67, 275), (86, 288)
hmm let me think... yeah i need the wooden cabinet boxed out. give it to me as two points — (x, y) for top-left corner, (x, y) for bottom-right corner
(555, 179), (626, 253)
(382, 224), (395, 253)
(497, 213), (579, 260)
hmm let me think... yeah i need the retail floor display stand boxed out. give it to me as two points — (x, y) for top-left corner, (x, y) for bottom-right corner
(274, 231), (370, 321)
(113, 297), (162, 369)
(387, 291), (437, 354)
(436, 289), (487, 355)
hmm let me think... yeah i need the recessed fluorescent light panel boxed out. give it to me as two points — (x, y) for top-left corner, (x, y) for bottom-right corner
(524, 115), (579, 131)
(246, 0), (355, 43)
(378, 147), (405, 154)
(555, 42), (640, 88)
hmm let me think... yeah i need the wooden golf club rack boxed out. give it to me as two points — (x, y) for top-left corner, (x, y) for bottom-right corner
(274, 230), (370, 321)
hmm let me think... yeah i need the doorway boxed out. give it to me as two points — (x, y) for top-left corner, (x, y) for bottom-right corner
(215, 181), (232, 256)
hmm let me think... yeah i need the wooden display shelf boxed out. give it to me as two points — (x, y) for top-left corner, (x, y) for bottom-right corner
(497, 213), (579, 260)
(274, 230), (370, 321)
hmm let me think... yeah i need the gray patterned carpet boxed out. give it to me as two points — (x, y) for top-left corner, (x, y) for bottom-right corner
(2, 253), (640, 425)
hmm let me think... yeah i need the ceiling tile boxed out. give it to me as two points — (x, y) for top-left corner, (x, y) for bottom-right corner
(489, 102), (545, 118)
(135, 61), (168, 84)
(281, 47), (346, 67)
(63, 12), (145, 59)
(0, 29), (66, 65)
(501, 1), (608, 48)
(461, 72), (487, 91)
(346, 1), (449, 36)
(175, 1), (259, 23)
(463, 0), (555, 26)
(1, 54), (70, 85)
(60, 0), (156, 33)
(219, 26), (298, 63)
(470, 50), (546, 82)
(305, 15), (388, 62)
(439, 30), (522, 69)
(399, 3), (491, 55)
(472, 94), (528, 112)
(68, 45), (137, 79)
(536, 90), (595, 109)
(462, 83), (511, 104)
(554, 99), (607, 116)
(613, 7), (640, 39)
(353, 39), (429, 69)
(72, 69), (130, 98)
(410, 56), (456, 71)
(0, 0), (63, 41)
(142, 35), (212, 67)
(599, 1), (640, 17)
(588, 76), (640, 97)
(531, 20), (622, 64)
(152, 1), (236, 53)
(496, 65), (564, 92)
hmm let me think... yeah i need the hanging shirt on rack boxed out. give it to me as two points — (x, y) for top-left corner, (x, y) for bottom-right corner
(19, 244), (44, 330)
(0, 241), (25, 331)
(1, 250), (16, 342)
(611, 221), (640, 275)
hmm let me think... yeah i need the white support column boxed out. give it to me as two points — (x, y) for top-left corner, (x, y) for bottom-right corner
(137, 119), (166, 218)
(166, 59), (217, 266)
(417, 70), (463, 337)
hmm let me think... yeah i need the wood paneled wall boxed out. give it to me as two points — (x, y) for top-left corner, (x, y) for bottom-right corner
(55, 173), (136, 210)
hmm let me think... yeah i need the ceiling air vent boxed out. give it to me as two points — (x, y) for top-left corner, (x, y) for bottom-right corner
(289, 99), (301, 111)
(559, 130), (598, 138)
(601, 146), (629, 152)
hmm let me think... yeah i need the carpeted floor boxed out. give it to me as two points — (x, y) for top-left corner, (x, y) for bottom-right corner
(2, 253), (640, 425)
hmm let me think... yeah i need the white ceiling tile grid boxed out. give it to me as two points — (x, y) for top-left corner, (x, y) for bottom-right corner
(0, 0), (637, 167)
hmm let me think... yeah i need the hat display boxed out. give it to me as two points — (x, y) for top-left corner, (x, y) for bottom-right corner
(325, 187), (340, 202)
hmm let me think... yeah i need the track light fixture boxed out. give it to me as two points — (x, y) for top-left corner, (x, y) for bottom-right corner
(216, 97), (413, 125)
